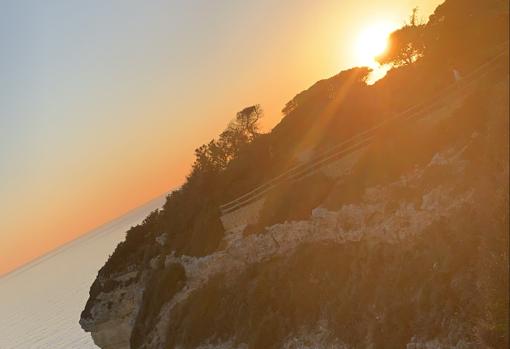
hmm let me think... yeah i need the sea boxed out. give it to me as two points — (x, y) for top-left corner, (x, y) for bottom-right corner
(0, 195), (167, 349)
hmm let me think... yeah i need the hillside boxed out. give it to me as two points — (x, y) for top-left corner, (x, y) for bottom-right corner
(80, 1), (509, 348)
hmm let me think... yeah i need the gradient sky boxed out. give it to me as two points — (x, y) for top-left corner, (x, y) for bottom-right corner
(0, 0), (443, 276)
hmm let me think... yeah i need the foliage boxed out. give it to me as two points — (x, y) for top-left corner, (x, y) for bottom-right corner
(379, 1), (509, 71)
(377, 8), (426, 67)
(190, 104), (263, 176)
(167, 204), (508, 349)
(281, 67), (371, 116)
(244, 172), (335, 235)
(424, 0), (509, 70)
(96, 0), (508, 277)
(130, 263), (186, 348)
(88, 4), (509, 345)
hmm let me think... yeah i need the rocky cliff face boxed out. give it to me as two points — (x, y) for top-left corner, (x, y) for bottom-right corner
(80, 270), (144, 349)
(80, 78), (508, 348)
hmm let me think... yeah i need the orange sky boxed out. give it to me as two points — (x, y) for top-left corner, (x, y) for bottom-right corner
(0, 0), (443, 276)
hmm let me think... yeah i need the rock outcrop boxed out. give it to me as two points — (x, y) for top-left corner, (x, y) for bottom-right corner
(81, 81), (508, 346)
(80, 8), (509, 344)
(80, 270), (146, 349)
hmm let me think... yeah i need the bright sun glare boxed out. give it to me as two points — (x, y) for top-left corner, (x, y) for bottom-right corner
(355, 22), (397, 67)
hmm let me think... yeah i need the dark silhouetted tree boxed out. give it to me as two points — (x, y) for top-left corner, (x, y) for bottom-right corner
(189, 105), (263, 179)
(376, 8), (426, 67)
(235, 105), (263, 140)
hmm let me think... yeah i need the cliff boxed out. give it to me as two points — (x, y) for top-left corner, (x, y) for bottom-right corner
(80, 1), (509, 348)
(81, 77), (508, 348)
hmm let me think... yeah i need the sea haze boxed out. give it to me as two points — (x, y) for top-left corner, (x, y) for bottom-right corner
(0, 195), (166, 349)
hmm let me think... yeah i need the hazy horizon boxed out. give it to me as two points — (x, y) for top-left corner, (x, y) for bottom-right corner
(0, 194), (166, 348)
(0, 192), (168, 279)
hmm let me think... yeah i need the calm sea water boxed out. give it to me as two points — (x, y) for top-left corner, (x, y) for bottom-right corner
(0, 195), (166, 349)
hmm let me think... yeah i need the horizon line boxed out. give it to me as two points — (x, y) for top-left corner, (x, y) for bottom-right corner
(0, 190), (172, 281)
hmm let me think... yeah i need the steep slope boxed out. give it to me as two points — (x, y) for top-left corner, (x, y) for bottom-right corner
(80, 1), (509, 348)
(81, 75), (508, 349)
(161, 82), (509, 349)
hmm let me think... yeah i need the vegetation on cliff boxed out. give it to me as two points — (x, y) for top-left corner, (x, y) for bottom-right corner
(82, 0), (509, 347)
(97, 0), (506, 271)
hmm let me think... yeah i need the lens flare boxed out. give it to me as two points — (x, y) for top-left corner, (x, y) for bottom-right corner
(355, 22), (397, 67)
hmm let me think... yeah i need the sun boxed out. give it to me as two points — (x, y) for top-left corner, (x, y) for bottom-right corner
(355, 22), (397, 67)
